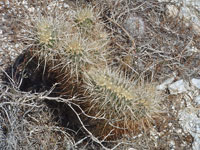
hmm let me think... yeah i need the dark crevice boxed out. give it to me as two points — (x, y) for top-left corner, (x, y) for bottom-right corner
(1, 49), (87, 141)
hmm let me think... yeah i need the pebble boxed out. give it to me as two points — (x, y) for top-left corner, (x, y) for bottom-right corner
(194, 95), (200, 105)
(191, 78), (200, 89)
(156, 76), (175, 91)
(168, 80), (189, 94)
(179, 106), (200, 150)
(169, 140), (175, 150)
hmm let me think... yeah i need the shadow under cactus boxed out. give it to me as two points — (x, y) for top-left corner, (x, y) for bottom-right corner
(3, 50), (55, 92)
(1, 50), (89, 142)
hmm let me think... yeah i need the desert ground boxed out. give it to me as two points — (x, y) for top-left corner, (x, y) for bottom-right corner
(0, 0), (200, 150)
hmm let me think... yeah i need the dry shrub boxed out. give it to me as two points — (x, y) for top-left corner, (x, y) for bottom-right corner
(0, 83), (75, 150)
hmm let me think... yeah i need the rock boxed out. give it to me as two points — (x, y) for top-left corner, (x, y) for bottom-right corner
(188, 46), (199, 53)
(194, 95), (200, 105)
(128, 148), (137, 150)
(179, 107), (200, 150)
(156, 77), (175, 91)
(191, 78), (200, 89)
(168, 80), (189, 94)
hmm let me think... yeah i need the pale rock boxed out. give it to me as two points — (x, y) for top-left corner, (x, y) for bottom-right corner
(191, 78), (200, 89)
(15, 44), (19, 48)
(166, 5), (179, 17)
(168, 80), (189, 94)
(156, 77), (175, 91)
(197, 110), (200, 118)
(188, 46), (199, 53)
(63, 3), (69, 8)
(169, 140), (175, 149)
(28, 7), (35, 13)
(194, 95), (200, 105)
(179, 106), (200, 150)
(128, 148), (137, 150)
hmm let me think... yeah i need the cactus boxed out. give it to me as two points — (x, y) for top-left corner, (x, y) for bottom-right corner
(83, 66), (165, 139)
(36, 18), (56, 48)
(17, 2), (164, 141)
(74, 6), (97, 30)
(21, 10), (72, 63)
(73, 6), (109, 42)
(51, 33), (107, 83)
(49, 6), (109, 84)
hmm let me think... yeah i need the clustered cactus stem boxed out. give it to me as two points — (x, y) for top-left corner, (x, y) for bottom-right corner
(36, 19), (56, 47)
(74, 6), (97, 30)
(52, 33), (107, 80)
(18, 4), (165, 141)
(83, 66), (164, 138)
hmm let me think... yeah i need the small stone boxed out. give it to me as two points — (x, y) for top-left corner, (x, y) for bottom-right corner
(168, 80), (189, 94)
(15, 44), (19, 48)
(166, 5), (179, 17)
(156, 77), (175, 91)
(169, 140), (175, 150)
(28, 7), (35, 13)
(194, 95), (200, 105)
(63, 3), (69, 8)
(197, 110), (200, 118)
(188, 46), (199, 53)
(168, 123), (173, 127)
(177, 129), (182, 134)
(179, 106), (200, 150)
(191, 78), (200, 89)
